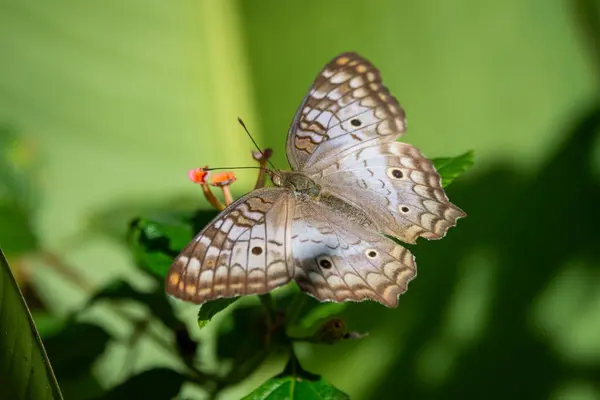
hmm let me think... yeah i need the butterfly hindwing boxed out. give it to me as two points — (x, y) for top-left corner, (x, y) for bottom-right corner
(291, 201), (416, 308)
(166, 188), (295, 304)
(287, 52), (406, 172)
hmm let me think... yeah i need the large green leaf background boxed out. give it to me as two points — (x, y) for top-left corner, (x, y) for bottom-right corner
(0, 249), (62, 400)
(1, 0), (599, 399)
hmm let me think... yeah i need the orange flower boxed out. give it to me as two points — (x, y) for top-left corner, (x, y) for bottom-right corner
(210, 171), (237, 187)
(187, 167), (209, 184)
(187, 166), (225, 210)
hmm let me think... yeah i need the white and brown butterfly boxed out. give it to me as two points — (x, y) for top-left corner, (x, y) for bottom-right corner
(165, 53), (466, 307)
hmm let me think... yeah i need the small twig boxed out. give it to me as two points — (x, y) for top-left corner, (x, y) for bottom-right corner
(259, 293), (274, 328)
(252, 148), (273, 190)
(119, 319), (148, 378)
(288, 346), (299, 376)
(254, 170), (267, 190)
(284, 290), (307, 332)
(37, 250), (93, 290)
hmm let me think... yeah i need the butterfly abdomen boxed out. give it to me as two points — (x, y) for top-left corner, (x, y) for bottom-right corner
(317, 192), (376, 229)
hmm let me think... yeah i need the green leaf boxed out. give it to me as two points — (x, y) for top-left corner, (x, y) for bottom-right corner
(0, 248), (63, 400)
(289, 314), (368, 345)
(127, 209), (219, 278)
(87, 196), (200, 243)
(88, 279), (182, 329)
(128, 216), (193, 278)
(0, 126), (39, 256)
(286, 296), (349, 340)
(0, 200), (38, 255)
(217, 305), (266, 361)
(432, 150), (474, 187)
(43, 322), (115, 399)
(217, 304), (274, 385)
(245, 376), (350, 400)
(243, 358), (349, 400)
(31, 311), (66, 338)
(297, 302), (348, 331)
(87, 279), (199, 364)
(94, 368), (189, 400)
(44, 322), (111, 380)
(198, 297), (239, 329)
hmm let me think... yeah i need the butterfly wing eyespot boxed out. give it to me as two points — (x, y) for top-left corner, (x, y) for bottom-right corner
(316, 256), (333, 269)
(251, 246), (263, 255)
(366, 249), (378, 258)
(388, 168), (404, 179)
(165, 188), (295, 304)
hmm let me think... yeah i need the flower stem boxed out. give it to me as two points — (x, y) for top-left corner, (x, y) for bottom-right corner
(201, 183), (225, 211)
(221, 185), (234, 206)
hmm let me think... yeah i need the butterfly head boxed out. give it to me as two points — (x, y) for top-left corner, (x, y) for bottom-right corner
(268, 170), (284, 187)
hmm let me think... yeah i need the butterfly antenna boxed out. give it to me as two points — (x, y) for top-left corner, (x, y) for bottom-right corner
(204, 166), (270, 172)
(237, 117), (276, 170)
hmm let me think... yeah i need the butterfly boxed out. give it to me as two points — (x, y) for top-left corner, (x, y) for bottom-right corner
(165, 52), (466, 307)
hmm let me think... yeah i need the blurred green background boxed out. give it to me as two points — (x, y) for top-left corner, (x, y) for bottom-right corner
(1, 0), (599, 399)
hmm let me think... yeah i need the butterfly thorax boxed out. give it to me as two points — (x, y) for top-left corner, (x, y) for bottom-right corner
(273, 171), (321, 197)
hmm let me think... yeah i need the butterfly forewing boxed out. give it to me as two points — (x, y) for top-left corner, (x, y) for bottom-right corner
(287, 52), (406, 172)
(166, 188), (295, 304)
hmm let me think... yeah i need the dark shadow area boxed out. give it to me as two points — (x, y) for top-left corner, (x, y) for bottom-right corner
(347, 104), (600, 399)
